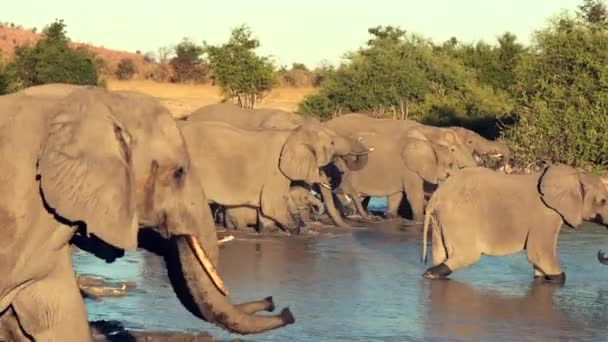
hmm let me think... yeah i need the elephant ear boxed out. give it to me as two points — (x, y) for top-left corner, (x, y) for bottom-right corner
(278, 128), (320, 184)
(37, 92), (138, 251)
(401, 138), (440, 183)
(539, 164), (584, 227)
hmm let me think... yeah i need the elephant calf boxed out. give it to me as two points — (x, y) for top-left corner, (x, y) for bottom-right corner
(224, 186), (324, 231)
(421, 164), (608, 283)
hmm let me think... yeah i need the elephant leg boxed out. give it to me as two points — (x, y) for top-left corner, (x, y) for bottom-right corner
(351, 192), (374, 221)
(424, 251), (481, 280)
(0, 306), (30, 342)
(526, 224), (564, 283)
(386, 192), (404, 219)
(12, 247), (91, 341)
(402, 176), (425, 222)
(318, 184), (351, 228)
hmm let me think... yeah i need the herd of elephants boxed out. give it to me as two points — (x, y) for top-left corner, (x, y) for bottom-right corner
(0, 83), (608, 341)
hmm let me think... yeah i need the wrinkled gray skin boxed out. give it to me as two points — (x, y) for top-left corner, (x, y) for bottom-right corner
(180, 105), (370, 229)
(324, 114), (477, 222)
(224, 186), (324, 231)
(0, 84), (295, 340)
(178, 120), (369, 234)
(422, 165), (608, 282)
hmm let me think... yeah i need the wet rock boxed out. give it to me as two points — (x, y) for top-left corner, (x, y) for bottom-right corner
(77, 274), (137, 301)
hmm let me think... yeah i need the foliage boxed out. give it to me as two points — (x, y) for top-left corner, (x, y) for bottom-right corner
(298, 25), (514, 132)
(115, 58), (136, 80)
(204, 24), (276, 108)
(502, 11), (608, 169)
(169, 38), (209, 83)
(4, 19), (99, 90)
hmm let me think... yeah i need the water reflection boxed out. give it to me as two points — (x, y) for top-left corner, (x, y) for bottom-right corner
(73, 223), (608, 341)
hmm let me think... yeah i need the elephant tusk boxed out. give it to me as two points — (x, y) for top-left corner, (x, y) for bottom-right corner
(344, 194), (352, 202)
(320, 182), (332, 190)
(218, 235), (235, 245)
(489, 153), (503, 158)
(368, 147), (374, 152)
(186, 235), (230, 296)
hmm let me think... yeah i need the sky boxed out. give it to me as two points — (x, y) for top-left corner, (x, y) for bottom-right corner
(3, 0), (584, 68)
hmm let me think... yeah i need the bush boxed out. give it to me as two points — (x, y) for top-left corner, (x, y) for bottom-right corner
(169, 38), (209, 83)
(502, 12), (608, 170)
(115, 58), (136, 80)
(7, 19), (99, 89)
(298, 26), (514, 131)
(204, 24), (277, 108)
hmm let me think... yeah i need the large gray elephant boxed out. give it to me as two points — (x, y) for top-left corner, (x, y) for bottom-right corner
(422, 165), (608, 283)
(181, 102), (312, 130)
(178, 119), (370, 234)
(336, 133), (463, 222)
(224, 185), (325, 231)
(325, 113), (509, 220)
(0, 84), (295, 340)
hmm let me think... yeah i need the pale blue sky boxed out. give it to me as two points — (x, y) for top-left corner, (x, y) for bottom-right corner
(4, 0), (582, 67)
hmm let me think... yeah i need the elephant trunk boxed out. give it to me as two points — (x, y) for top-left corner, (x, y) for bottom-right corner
(598, 250), (608, 265)
(307, 192), (325, 216)
(317, 182), (352, 228)
(165, 235), (295, 334)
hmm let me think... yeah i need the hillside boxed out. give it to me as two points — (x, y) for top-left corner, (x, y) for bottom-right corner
(0, 24), (147, 68)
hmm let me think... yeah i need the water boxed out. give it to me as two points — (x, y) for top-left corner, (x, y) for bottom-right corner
(74, 222), (608, 342)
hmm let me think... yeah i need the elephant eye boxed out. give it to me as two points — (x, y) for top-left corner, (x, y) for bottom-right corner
(601, 198), (607, 205)
(173, 166), (185, 181)
(468, 140), (473, 144)
(330, 140), (335, 146)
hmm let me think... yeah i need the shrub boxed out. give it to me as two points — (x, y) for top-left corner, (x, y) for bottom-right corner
(115, 58), (136, 80)
(204, 24), (277, 108)
(169, 38), (209, 83)
(7, 19), (99, 89)
(298, 25), (514, 130)
(502, 12), (608, 170)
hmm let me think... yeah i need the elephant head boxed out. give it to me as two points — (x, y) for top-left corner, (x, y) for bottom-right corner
(449, 126), (511, 168)
(539, 164), (608, 229)
(406, 124), (476, 170)
(278, 121), (371, 185)
(402, 137), (458, 184)
(35, 86), (294, 334)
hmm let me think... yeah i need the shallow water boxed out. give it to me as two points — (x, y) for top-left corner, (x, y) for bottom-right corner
(74, 222), (608, 342)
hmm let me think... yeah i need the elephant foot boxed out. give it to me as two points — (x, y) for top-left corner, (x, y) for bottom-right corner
(534, 272), (566, 285)
(422, 263), (452, 280)
(280, 307), (296, 325)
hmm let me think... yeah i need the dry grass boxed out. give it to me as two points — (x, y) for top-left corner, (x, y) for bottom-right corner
(106, 80), (318, 118)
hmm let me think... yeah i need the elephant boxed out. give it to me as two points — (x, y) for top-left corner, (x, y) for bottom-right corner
(319, 131), (464, 223)
(181, 105), (369, 229)
(178, 119), (370, 234)
(324, 113), (508, 220)
(421, 164), (608, 283)
(180, 102), (313, 130)
(224, 185), (325, 231)
(0, 84), (295, 340)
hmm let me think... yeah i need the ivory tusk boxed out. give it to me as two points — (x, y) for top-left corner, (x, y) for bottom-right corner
(218, 235), (235, 244)
(186, 235), (230, 296)
(489, 153), (503, 158)
(320, 182), (332, 190)
(368, 147), (374, 152)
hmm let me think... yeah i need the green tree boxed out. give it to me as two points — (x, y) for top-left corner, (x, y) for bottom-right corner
(503, 12), (608, 169)
(299, 25), (514, 133)
(204, 24), (276, 108)
(578, 0), (608, 29)
(7, 19), (99, 88)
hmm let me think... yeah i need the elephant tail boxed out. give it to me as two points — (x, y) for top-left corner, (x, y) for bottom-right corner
(421, 205), (434, 264)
